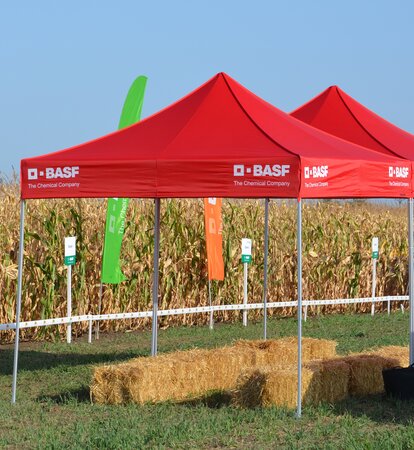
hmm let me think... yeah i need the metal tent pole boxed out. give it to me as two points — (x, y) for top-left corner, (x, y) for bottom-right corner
(263, 198), (270, 340)
(243, 262), (248, 326)
(12, 200), (25, 404)
(371, 258), (377, 316)
(95, 282), (103, 339)
(66, 264), (72, 343)
(208, 279), (214, 330)
(296, 198), (303, 418)
(151, 198), (161, 357)
(409, 198), (414, 364)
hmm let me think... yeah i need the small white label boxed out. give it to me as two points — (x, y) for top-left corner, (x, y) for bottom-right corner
(241, 238), (252, 256)
(372, 237), (379, 253)
(65, 236), (76, 257)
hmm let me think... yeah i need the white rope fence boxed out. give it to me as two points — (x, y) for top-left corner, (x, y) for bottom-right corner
(0, 295), (408, 332)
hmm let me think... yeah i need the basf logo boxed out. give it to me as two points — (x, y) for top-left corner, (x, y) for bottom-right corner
(388, 166), (409, 178)
(232, 164), (291, 188)
(303, 165), (329, 189)
(27, 166), (80, 180)
(26, 166), (80, 191)
(303, 165), (328, 179)
(233, 164), (290, 177)
(388, 166), (410, 188)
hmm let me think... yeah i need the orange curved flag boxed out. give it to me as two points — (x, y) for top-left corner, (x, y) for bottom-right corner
(204, 198), (224, 281)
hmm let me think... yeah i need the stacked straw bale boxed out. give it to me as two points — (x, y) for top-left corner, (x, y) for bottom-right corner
(232, 345), (409, 409)
(91, 337), (337, 405)
(232, 359), (350, 408)
(91, 340), (410, 407)
(234, 337), (337, 365)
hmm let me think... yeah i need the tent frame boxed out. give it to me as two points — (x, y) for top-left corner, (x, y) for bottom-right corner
(12, 200), (25, 404)
(12, 72), (414, 411)
(11, 196), (414, 421)
(263, 198), (270, 339)
(151, 198), (161, 356)
(297, 199), (303, 417)
(409, 199), (414, 365)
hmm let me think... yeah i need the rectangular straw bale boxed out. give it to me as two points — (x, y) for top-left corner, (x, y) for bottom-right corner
(231, 366), (313, 408)
(367, 346), (409, 367)
(234, 337), (337, 366)
(304, 359), (350, 405)
(203, 346), (257, 389)
(90, 365), (129, 405)
(232, 359), (349, 409)
(307, 338), (338, 360)
(92, 346), (258, 404)
(123, 348), (214, 404)
(341, 354), (400, 396)
(91, 349), (206, 404)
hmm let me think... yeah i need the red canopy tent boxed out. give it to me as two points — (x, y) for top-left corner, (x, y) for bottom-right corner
(292, 85), (414, 371)
(14, 74), (412, 416)
(21, 75), (411, 200)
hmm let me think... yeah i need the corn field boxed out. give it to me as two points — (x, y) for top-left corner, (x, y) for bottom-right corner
(0, 181), (409, 343)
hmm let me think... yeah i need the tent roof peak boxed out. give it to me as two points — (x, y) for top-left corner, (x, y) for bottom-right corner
(292, 84), (414, 160)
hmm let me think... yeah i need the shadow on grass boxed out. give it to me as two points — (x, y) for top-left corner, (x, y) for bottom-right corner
(0, 348), (147, 376)
(37, 386), (91, 404)
(177, 390), (233, 409)
(37, 388), (233, 408)
(333, 394), (414, 425)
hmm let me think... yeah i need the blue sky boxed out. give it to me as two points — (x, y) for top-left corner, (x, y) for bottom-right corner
(1, 1), (414, 174)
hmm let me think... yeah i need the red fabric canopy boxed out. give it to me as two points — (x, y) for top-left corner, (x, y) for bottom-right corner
(21, 74), (411, 200)
(291, 86), (414, 192)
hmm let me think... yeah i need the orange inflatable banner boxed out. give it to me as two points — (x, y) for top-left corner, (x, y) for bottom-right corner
(204, 197), (224, 281)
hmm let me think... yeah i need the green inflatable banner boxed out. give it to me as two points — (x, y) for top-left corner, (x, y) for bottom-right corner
(101, 76), (148, 283)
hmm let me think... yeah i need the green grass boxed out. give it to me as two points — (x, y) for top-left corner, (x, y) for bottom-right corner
(1, 311), (414, 449)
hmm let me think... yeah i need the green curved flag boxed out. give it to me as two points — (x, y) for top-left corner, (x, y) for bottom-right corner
(118, 76), (148, 129)
(101, 76), (148, 284)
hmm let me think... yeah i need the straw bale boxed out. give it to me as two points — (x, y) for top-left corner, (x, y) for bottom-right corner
(232, 366), (312, 409)
(122, 348), (216, 404)
(367, 345), (409, 368)
(305, 359), (350, 404)
(341, 354), (400, 396)
(91, 337), (338, 405)
(232, 359), (349, 408)
(90, 365), (128, 405)
(91, 346), (260, 404)
(234, 337), (337, 366)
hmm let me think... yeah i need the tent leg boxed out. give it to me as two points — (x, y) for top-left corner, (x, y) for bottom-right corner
(151, 198), (161, 357)
(263, 198), (270, 340)
(409, 199), (414, 364)
(208, 280), (214, 330)
(95, 282), (103, 340)
(12, 200), (25, 404)
(296, 199), (303, 418)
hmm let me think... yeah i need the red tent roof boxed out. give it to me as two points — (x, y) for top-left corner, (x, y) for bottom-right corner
(21, 74), (411, 200)
(291, 85), (414, 160)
